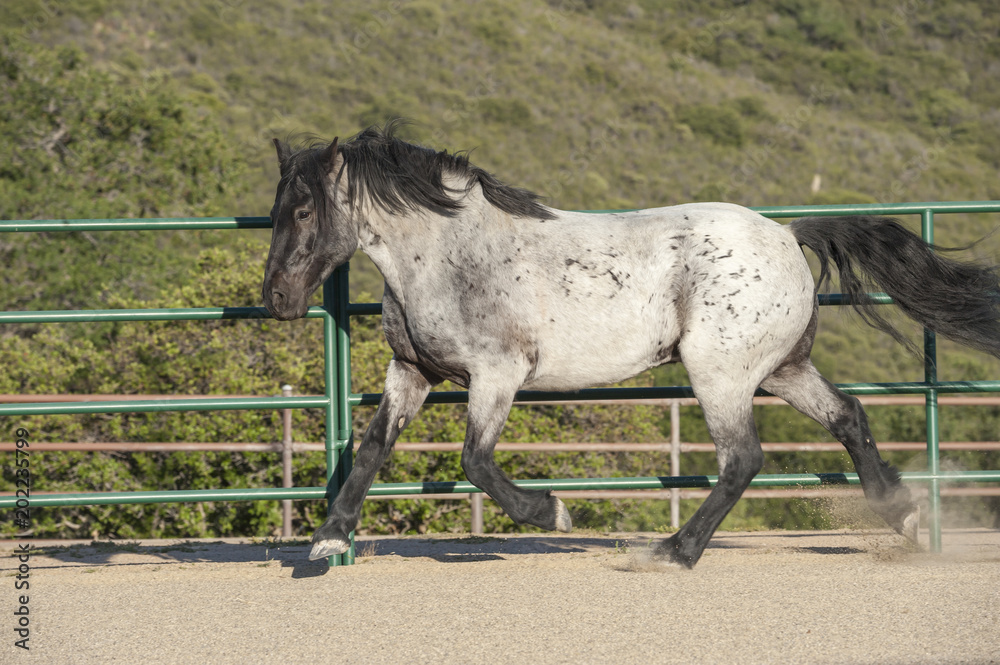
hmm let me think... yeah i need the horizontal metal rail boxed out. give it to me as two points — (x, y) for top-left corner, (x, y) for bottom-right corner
(0, 306), (328, 324)
(3, 440), (999, 453)
(0, 293), (898, 325)
(0, 396), (329, 417)
(371, 487), (1000, 501)
(4, 380), (998, 417)
(0, 217), (270, 232)
(752, 201), (1000, 218)
(3, 202), (994, 235)
(351, 380), (1000, 408)
(19, 487), (1000, 506)
(6, 393), (1000, 407)
(3, 470), (997, 510)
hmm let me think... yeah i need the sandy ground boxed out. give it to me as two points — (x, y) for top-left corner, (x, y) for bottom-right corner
(2, 528), (998, 664)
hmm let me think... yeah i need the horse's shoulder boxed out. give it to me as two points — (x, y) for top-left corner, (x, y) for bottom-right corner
(380, 286), (419, 364)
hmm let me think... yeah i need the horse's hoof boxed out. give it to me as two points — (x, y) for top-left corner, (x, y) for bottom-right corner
(899, 506), (920, 547)
(309, 537), (350, 560)
(553, 497), (572, 533)
(652, 536), (698, 569)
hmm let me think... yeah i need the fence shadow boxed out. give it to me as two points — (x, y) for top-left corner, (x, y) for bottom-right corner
(8, 534), (641, 574)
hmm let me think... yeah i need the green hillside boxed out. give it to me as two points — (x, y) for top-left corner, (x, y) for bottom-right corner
(8, 0), (999, 210)
(2, 0), (998, 537)
(7, 0), (1000, 377)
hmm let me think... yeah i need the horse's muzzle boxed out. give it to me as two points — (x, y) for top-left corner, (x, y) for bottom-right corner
(263, 275), (309, 321)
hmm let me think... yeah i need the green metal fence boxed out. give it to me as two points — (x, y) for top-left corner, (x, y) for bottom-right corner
(3, 201), (1000, 565)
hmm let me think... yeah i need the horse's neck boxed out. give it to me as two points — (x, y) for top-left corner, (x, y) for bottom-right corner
(356, 210), (408, 301)
(356, 193), (502, 307)
(355, 208), (449, 306)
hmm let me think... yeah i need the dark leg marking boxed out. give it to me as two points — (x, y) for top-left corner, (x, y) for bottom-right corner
(761, 360), (919, 542)
(461, 382), (572, 533)
(309, 358), (438, 560)
(654, 397), (763, 568)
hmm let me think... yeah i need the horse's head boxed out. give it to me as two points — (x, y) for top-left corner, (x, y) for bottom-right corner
(262, 137), (358, 320)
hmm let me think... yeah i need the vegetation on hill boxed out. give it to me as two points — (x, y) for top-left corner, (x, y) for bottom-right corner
(1, 0), (998, 537)
(0, 32), (250, 311)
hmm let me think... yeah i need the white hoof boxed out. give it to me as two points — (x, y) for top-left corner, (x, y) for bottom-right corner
(554, 497), (572, 533)
(901, 506), (920, 546)
(309, 537), (350, 560)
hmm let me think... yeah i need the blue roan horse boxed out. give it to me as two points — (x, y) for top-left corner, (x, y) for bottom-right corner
(262, 122), (1000, 567)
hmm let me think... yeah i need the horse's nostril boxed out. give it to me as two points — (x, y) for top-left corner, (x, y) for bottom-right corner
(270, 289), (287, 306)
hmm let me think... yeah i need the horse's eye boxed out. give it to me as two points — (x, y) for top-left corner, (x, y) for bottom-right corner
(296, 209), (311, 221)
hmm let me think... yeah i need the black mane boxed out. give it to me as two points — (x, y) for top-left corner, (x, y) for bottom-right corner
(284, 120), (555, 220)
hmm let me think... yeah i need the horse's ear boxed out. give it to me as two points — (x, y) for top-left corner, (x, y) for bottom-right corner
(273, 138), (292, 165)
(320, 137), (340, 172)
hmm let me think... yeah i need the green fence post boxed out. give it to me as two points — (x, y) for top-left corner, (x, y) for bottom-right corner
(922, 209), (943, 552)
(321, 274), (348, 566)
(334, 262), (355, 564)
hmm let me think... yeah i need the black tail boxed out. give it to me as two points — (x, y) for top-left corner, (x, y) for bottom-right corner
(789, 216), (1000, 358)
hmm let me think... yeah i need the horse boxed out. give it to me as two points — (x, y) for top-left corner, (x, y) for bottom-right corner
(261, 121), (1000, 568)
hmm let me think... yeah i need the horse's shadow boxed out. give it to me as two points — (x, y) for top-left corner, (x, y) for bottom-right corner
(352, 535), (604, 562)
(9, 533), (893, 580)
(16, 539), (326, 577)
(11, 533), (916, 579)
(17, 535), (615, 579)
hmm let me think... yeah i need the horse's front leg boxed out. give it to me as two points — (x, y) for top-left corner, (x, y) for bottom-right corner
(309, 358), (437, 560)
(460, 378), (572, 533)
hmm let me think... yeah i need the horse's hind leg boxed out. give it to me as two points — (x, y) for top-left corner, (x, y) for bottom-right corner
(654, 380), (764, 568)
(761, 359), (919, 543)
(309, 358), (437, 560)
(461, 378), (572, 533)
